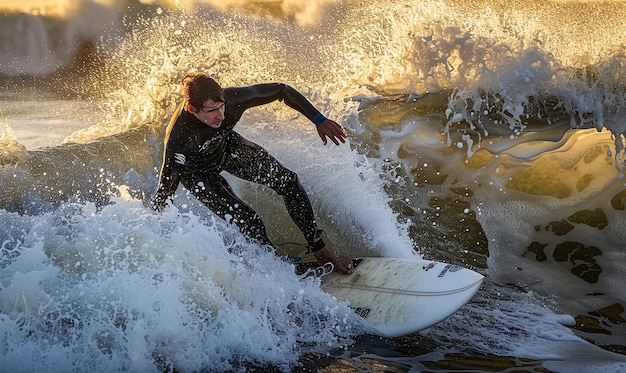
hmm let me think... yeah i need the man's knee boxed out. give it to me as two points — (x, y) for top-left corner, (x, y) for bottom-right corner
(274, 169), (302, 195)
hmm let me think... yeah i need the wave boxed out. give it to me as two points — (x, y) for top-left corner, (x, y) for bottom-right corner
(329, 1), (626, 173)
(0, 125), (161, 213)
(2, 1), (626, 370)
(0, 106), (416, 371)
(0, 198), (365, 371)
(0, 0), (133, 76)
(3, 0), (625, 127)
(6, 0), (623, 173)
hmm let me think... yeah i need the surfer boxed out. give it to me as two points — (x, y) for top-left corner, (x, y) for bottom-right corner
(151, 72), (354, 274)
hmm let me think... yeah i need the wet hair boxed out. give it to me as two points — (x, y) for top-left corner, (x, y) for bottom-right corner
(182, 72), (225, 111)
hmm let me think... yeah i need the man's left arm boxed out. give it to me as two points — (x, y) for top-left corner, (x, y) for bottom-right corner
(228, 83), (347, 145)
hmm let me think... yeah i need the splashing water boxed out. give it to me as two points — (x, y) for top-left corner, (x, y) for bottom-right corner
(2, 0), (626, 371)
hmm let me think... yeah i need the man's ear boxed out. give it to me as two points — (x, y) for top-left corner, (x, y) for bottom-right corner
(185, 103), (198, 113)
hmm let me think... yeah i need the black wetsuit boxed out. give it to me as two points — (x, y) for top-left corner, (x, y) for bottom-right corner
(152, 83), (327, 251)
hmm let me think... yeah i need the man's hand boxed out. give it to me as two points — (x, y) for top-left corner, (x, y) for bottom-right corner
(317, 119), (347, 146)
(313, 247), (354, 275)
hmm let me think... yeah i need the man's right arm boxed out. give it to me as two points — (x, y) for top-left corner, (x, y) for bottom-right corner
(151, 150), (182, 211)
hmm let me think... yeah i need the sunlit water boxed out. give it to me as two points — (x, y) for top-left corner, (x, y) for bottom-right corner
(1, 0), (625, 371)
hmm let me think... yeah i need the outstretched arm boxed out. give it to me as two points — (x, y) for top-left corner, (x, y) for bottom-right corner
(226, 84), (348, 145)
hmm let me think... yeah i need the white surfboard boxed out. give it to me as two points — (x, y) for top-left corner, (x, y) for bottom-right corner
(302, 257), (484, 338)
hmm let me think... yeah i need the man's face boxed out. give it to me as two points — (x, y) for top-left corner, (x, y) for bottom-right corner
(193, 99), (225, 128)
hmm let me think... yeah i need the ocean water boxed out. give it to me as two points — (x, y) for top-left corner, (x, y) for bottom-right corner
(1, 0), (626, 372)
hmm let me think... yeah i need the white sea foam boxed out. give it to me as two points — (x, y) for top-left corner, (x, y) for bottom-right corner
(0, 198), (366, 371)
(1, 0), (625, 370)
(417, 281), (626, 373)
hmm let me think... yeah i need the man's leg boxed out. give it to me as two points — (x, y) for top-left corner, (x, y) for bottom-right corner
(181, 174), (273, 246)
(223, 132), (325, 251)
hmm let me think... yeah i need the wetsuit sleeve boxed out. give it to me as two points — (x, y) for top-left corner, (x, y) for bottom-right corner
(227, 83), (327, 126)
(151, 103), (185, 211)
(151, 148), (182, 211)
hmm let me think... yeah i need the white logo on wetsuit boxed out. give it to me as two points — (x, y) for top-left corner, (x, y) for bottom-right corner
(174, 153), (186, 165)
(199, 133), (226, 154)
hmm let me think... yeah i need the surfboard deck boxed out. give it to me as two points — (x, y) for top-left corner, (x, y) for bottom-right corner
(297, 257), (484, 338)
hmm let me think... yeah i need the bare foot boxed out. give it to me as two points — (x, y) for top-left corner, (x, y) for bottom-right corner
(313, 247), (354, 275)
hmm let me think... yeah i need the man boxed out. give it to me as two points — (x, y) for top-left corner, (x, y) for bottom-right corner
(151, 72), (354, 274)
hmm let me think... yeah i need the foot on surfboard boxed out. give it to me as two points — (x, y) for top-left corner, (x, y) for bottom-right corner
(295, 259), (362, 277)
